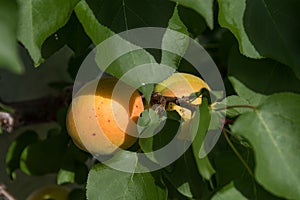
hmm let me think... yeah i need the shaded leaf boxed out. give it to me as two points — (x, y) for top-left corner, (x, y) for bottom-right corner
(173, 0), (214, 29)
(228, 46), (300, 94)
(0, 0), (24, 73)
(217, 0), (261, 58)
(164, 147), (204, 199)
(211, 182), (247, 200)
(20, 133), (68, 175)
(6, 130), (38, 179)
(139, 111), (181, 164)
(86, 0), (175, 33)
(244, 0), (300, 78)
(232, 93), (300, 199)
(68, 188), (86, 200)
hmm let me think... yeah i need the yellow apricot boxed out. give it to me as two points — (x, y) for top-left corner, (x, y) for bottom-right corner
(66, 77), (144, 155)
(154, 72), (209, 105)
(154, 73), (209, 140)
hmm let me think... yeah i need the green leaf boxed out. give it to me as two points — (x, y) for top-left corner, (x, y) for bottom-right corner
(75, 1), (174, 102)
(164, 148), (204, 199)
(139, 111), (181, 164)
(232, 93), (300, 199)
(87, 162), (167, 200)
(6, 130), (39, 179)
(214, 95), (251, 118)
(211, 182), (247, 200)
(161, 5), (189, 69)
(137, 109), (163, 138)
(229, 46), (300, 94)
(244, 0), (300, 78)
(57, 162), (88, 185)
(191, 97), (215, 181)
(228, 77), (267, 106)
(57, 142), (90, 185)
(217, 0), (261, 58)
(173, 0), (214, 29)
(86, 0), (175, 33)
(20, 133), (68, 175)
(17, 0), (79, 66)
(0, 0), (24, 74)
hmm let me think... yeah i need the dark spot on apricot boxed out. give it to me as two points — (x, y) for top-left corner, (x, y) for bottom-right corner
(92, 133), (96, 136)
(107, 119), (111, 123)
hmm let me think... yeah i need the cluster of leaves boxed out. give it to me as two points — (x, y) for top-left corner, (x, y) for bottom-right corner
(1, 0), (300, 199)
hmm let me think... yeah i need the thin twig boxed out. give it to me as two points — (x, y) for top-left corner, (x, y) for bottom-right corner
(223, 129), (254, 177)
(0, 184), (17, 200)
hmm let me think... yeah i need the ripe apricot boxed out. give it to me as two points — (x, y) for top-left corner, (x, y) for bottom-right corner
(66, 77), (144, 155)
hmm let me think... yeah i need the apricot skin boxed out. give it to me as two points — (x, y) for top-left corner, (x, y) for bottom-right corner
(66, 78), (144, 155)
(154, 72), (209, 105)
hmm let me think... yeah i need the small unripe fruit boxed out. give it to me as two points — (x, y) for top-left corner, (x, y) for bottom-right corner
(66, 77), (144, 155)
(27, 185), (69, 200)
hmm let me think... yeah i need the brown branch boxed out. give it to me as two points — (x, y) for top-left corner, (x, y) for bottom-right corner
(0, 87), (72, 132)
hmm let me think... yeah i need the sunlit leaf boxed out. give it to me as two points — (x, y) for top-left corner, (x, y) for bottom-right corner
(217, 0), (261, 58)
(232, 93), (300, 199)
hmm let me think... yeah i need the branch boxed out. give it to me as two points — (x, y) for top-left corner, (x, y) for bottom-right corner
(0, 184), (17, 200)
(0, 87), (72, 132)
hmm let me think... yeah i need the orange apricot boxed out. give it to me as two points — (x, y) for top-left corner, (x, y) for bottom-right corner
(66, 77), (144, 155)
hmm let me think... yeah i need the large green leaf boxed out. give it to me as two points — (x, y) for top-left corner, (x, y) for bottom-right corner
(0, 0), (24, 73)
(244, 0), (300, 78)
(229, 46), (300, 94)
(86, 0), (174, 33)
(211, 182), (247, 200)
(87, 158), (167, 200)
(173, 0), (214, 29)
(17, 0), (79, 65)
(161, 5), (189, 70)
(217, 0), (261, 58)
(75, 1), (175, 102)
(232, 93), (300, 199)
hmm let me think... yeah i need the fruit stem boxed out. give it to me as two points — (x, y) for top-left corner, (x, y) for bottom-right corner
(214, 105), (256, 112)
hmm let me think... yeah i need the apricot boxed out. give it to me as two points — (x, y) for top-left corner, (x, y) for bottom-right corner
(154, 73), (209, 139)
(66, 77), (144, 155)
(155, 72), (209, 111)
(27, 185), (69, 200)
